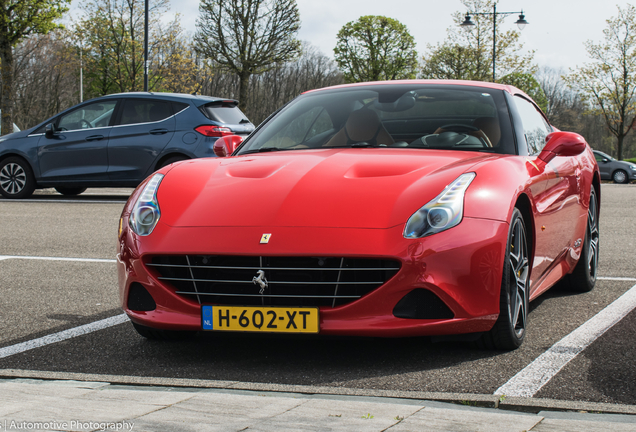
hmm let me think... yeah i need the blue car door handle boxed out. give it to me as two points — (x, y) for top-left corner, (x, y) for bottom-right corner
(150, 128), (169, 135)
(85, 135), (105, 141)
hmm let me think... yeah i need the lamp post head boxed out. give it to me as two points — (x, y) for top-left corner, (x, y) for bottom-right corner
(460, 14), (475, 28)
(515, 12), (529, 30)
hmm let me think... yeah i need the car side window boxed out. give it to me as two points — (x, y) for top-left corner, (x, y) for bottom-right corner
(57, 100), (117, 132)
(305, 109), (334, 142)
(513, 96), (551, 155)
(119, 99), (172, 125)
(264, 106), (332, 148)
(594, 152), (607, 162)
(172, 102), (189, 115)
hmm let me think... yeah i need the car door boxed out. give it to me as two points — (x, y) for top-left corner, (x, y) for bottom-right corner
(513, 96), (582, 292)
(107, 98), (176, 181)
(37, 99), (118, 181)
(594, 152), (612, 179)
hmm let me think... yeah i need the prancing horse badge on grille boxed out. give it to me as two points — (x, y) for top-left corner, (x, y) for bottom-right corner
(252, 270), (268, 294)
(260, 233), (271, 244)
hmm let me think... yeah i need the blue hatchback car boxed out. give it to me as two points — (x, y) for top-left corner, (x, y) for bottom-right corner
(0, 92), (254, 198)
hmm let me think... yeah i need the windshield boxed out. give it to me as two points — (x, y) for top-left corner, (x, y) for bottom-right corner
(237, 84), (516, 155)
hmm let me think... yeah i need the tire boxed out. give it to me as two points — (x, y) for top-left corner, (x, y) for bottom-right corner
(157, 155), (188, 170)
(0, 156), (36, 199)
(55, 187), (87, 196)
(479, 208), (529, 350)
(560, 187), (599, 292)
(131, 322), (196, 341)
(612, 169), (628, 184)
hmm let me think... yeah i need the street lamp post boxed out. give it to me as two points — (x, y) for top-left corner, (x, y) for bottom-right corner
(460, 3), (528, 82)
(144, 0), (149, 91)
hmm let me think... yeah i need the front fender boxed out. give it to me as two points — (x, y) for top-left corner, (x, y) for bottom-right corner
(463, 155), (545, 223)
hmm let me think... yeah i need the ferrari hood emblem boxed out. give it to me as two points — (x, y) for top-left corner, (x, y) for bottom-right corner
(252, 270), (268, 294)
(260, 233), (271, 244)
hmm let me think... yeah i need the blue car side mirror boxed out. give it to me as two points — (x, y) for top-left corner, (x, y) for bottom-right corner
(45, 123), (56, 138)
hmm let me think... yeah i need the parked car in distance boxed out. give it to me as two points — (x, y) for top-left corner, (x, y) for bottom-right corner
(0, 92), (254, 199)
(118, 80), (601, 351)
(593, 150), (636, 183)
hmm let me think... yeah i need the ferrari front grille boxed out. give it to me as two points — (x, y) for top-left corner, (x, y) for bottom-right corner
(146, 255), (401, 307)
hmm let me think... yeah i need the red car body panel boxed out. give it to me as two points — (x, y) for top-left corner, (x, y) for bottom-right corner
(117, 80), (601, 339)
(119, 219), (507, 336)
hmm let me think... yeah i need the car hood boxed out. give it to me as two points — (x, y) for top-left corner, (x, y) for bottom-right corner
(157, 148), (495, 229)
(0, 128), (32, 143)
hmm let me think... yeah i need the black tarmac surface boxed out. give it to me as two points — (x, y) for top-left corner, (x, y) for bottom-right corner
(0, 184), (634, 406)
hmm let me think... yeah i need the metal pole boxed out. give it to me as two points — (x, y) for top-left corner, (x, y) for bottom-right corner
(492, 3), (496, 82)
(144, 0), (149, 91)
(80, 50), (83, 103)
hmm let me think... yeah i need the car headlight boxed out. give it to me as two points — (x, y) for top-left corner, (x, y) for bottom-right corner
(629, 164), (636, 170)
(404, 172), (476, 239)
(129, 173), (164, 236)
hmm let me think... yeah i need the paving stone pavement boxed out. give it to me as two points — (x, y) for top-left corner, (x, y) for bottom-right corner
(1, 379), (636, 432)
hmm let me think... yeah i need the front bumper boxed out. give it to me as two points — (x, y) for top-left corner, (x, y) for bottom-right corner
(117, 217), (508, 337)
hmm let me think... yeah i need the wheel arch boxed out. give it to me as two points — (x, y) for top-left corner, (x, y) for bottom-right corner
(514, 193), (535, 273)
(154, 152), (191, 172)
(592, 171), (601, 217)
(0, 153), (38, 181)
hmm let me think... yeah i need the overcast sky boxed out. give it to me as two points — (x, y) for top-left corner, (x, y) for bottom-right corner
(70, 0), (634, 71)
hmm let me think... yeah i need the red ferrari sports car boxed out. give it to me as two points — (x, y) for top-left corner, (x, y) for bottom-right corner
(117, 80), (600, 350)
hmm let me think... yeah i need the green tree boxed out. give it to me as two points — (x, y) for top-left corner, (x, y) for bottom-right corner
(421, 0), (534, 82)
(144, 14), (202, 94)
(0, 0), (69, 135)
(565, 5), (636, 160)
(333, 15), (417, 83)
(498, 72), (548, 112)
(420, 43), (482, 81)
(74, 0), (173, 98)
(195, 0), (301, 111)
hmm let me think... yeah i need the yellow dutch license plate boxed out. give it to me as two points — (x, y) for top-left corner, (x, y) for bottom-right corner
(201, 305), (319, 333)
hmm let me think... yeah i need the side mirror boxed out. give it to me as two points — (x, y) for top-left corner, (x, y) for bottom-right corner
(213, 135), (244, 157)
(602, 158), (609, 163)
(45, 123), (56, 138)
(538, 131), (586, 163)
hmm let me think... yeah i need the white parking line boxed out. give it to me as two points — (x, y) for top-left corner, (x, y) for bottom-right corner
(598, 276), (636, 281)
(0, 199), (127, 204)
(0, 314), (130, 359)
(0, 255), (116, 263)
(495, 282), (636, 397)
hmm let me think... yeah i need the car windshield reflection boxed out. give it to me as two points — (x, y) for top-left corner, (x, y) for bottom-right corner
(238, 84), (515, 155)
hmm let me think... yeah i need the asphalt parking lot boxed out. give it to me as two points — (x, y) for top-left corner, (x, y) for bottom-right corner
(0, 184), (634, 406)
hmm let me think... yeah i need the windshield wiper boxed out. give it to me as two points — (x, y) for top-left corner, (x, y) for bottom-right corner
(349, 142), (386, 148)
(240, 147), (283, 155)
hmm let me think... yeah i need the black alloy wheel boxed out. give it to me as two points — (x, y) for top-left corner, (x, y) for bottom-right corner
(613, 169), (628, 184)
(561, 187), (599, 292)
(0, 157), (36, 199)
(480, 208), (529, 350)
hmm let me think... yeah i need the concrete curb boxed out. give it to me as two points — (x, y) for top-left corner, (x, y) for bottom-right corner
(2, 368), (635, 416)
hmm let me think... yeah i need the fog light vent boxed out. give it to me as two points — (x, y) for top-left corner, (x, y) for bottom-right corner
(127, 283), (156, 311)
(393, 289), (454, 319)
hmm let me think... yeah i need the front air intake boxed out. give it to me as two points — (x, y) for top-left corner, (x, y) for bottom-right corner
(393, 288), (454, 319)
(127, 283), (156, 311)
